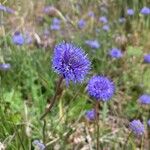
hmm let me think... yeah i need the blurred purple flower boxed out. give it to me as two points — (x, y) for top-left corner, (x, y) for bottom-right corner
(52, 18), (61, 24)
(129, 120), (145, 136)
(85, 40), (100, 49)
(32, 140), (45, 150)
(87, 76), (115, 101)
(0, 4), (15, 14)
(140, 7), (150, 15)
(78, 19), (86, 29)
(102, 25), (110, 31)
(50, 18), (61, 30)
(139, 94), (150, 105)
(127, 9), (134, 16)
(88, 11), (94, 17)
(147, 120), (150, 127)
(12, 32), (24, 45)
(85, 109), (96, 121)
(99, 16), (108, 23)
(50, 24), (60, 30)
(109, 48), (123, 59)
(144, 54), (150, 63)
(0, 63), (11, 71)
(52, 42), (91, 84)
(43, 5), (57, 16)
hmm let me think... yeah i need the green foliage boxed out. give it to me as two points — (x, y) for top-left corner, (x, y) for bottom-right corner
(127, 46), (143, 57)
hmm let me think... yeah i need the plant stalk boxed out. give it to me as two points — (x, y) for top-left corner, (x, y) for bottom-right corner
(95, 101), (100, 150)
(40, 76), (63, 120)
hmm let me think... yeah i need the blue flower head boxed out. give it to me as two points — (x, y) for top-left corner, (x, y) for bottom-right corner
(102, 25), (110, 31)
(109, 48), (123, 59)
(85, 40), (100, 49)
(0, 4), (15, 14)
(129, 120), (145, 136)
(144, 54), (150, 63)
(12, 32), (24, 45)
(87, 76), (115, 101)
(43, 5), (55, 14)
(140, 7), (150, 15)
(50, 18), (61, 30)
(127, 9), (134, 16)
(88, 11), (94, 17)
(0, 63), (11, 71)
(50, 24), (60, 30)
(85, 109), (96, 121)
(78, 19), (86, 29)
(139, 94), (150, 104)
(52, 42), (91, 84)
(32, 140), (45, 150)
(99, 16), (108, 23)
(52, 18), (61, 24)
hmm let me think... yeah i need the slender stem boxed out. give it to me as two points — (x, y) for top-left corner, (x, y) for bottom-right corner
(42, 119), (46, 144)
(58, 96), (64, 122)
(140, 136), (144, 150)
(12, 123), (26, 150)
(123, 132), (132, 150)
(40, 76), (63, 120)
(95, 101), (100, 150)
(148, 108), (150, 149)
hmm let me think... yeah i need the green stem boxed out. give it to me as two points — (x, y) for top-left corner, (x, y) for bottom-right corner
(123, 132), (132, 150)
(140, 136), (144, 150)
(42, 119), (46, 144)
(95, 101), (100, 150)
(40, 76), (63, 120)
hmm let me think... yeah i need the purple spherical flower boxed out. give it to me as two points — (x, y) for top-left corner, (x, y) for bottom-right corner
(147, 120), (150, 127)
(87, 76), (115, 101)
(85, 40), (100, 49)
(109, 48), (123, 59)
(144, 54), (150, 63)
(99, 16), (108, 23)
(32, 140), (45, 150)
(78, 19), (86, 29)
(12, 32), (24, 45)
(52, 42), (91, 84)
(139, 94), (150, 104)
(43, 5), (56, 15)
(127, 9), (134, 16)
(0, 63), (11, 71)
(0, 4), (15, 14)
(102, 25), (110, 31)
(52, 18), (61, 24)
(88, 11), (94, 17)
(140, 7), (150, 15)
(50, 24), (60, 30)
(85, 109), (96, 121)
(50, 18), (61, 30)
(129, 120), (145, 136)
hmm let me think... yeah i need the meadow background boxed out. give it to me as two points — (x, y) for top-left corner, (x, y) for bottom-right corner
(0, 0), (150, 149)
